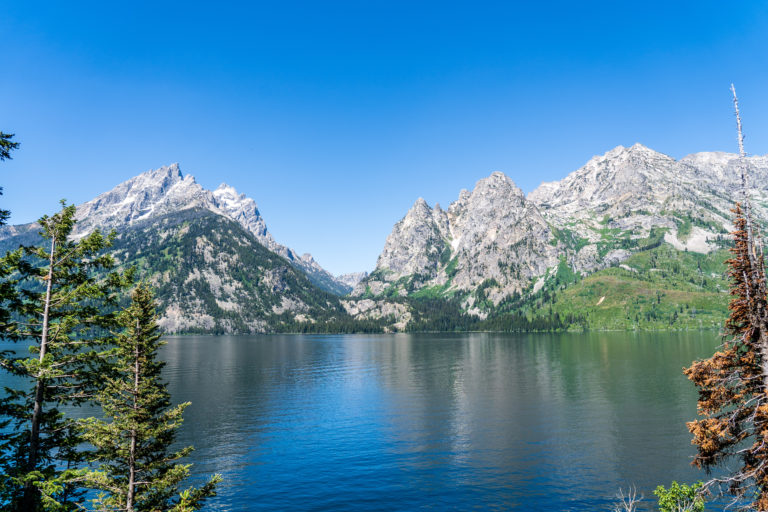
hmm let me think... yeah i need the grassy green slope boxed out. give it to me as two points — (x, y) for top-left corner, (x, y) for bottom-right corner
(548, 245), (730, 330)
(393, 243), (733, 333)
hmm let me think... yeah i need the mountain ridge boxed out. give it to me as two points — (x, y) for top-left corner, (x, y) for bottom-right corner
(4, 163), (354, 296)
(356, 143), (768, 317)
(2, 142), (766, 333)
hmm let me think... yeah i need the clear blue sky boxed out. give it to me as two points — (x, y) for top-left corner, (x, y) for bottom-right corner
(2, 1), (768, 275)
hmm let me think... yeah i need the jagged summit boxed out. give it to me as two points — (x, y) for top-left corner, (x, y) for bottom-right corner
(529, 143), (682, 211)
(357, 170), (557, 304)
(214, 183), (248, 205)
(73, 164), (210, 238)
(69, 164), (351, 295)
(359, 143), (768, 310)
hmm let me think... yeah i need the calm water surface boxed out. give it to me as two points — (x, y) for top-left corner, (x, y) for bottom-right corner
(160, 332), (720, 511)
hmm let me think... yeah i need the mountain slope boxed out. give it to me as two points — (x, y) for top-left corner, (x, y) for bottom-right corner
(355, 172), (560, 313)
(22, 164), (353, 295)
(358, 144), (768, 323)
(529, 144), (768, 270)
(3, 144), (765, 333)
(109, 208), (351, 333)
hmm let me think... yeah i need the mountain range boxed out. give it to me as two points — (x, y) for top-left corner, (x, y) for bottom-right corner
(1, 144), (765, 333)
(356, 144), (768, 305)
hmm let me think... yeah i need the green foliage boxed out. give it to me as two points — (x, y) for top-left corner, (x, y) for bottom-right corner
(0, 130), (19, 225)
(673, 211), (728, 236)
(676, 217), (693, 241)
(109, 209), (375, 333)
(439, 245), (452, 266)
(80, 283), (220, 511)
(0, 202), (133, 511)
(552, 226), (590, 252)
(409, 282), (453, 300)
(405, 243), (731, 332)
(444, 256), (459, 278)
(653, 481), (705, 512)
(0, 131), (19, 162)
(547, 245), (730, 330)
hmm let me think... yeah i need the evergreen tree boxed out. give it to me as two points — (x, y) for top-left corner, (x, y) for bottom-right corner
(0, 131), (19, 162)
(80, 283), (220, 512)
(0, 202), (132, 511)
(0, 130), (19, 225)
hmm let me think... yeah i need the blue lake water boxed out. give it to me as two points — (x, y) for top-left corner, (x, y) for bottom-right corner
(157, 331), (721, 511)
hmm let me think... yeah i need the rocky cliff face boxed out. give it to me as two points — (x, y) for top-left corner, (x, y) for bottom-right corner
(70, 164), (351, 295)
(336, 271), (369, 289)
(358, 144), (768, 314)
(529, 144), (768, 270)
(356, 172), (560, 311)
(108, 209), (347, 333)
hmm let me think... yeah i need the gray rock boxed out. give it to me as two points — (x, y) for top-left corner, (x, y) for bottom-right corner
(67, 164), (350, 294)
(356, 172), (559, 303)
(359, 143), (768, 312)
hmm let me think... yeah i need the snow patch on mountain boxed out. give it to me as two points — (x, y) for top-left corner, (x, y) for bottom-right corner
(71, 164), (349, 294)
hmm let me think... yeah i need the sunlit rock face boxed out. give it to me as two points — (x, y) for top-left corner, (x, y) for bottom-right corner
(70, 163), (350, 295)
(358, 144), (768, 308)
(356, 171), (559, 305)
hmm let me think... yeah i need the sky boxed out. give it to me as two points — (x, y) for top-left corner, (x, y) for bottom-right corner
(2, 1), (768, 275)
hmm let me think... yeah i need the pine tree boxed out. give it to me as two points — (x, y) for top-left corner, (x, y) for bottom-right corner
(80, 283), (220, 512)
(684, 86), (768, 508)
(0, 130), (19, 224)
(0, 131), (19, 162)
(0, 202), (132, 511)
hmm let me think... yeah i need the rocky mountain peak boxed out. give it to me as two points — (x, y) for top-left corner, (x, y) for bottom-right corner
(57, 163), (353, 295)
(336, 271), (369, 289)
(72, 163), (209, 238)
(447, 189), (471, 217)
(214, 182), (246, 202)
(528, 143), (682, 212)
(469, 171), (525, 202)
(360, 144), (768, 307)
(358, 169), (558, 303)
(407, 197), (433, 218)
(681, 151), (734, 167)
(591, 143), (673, 170)
(133, 162), (184, 185)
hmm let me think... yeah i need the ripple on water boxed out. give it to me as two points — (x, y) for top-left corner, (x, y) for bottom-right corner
(152, 333), (721, 510)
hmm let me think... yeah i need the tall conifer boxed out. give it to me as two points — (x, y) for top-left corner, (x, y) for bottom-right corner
(0, 202), (131, 511)
(684, 86), (768, 508)
(685, 203), (768, 506)
(0, 130), (19, 226)
(80, 283), (219, 512)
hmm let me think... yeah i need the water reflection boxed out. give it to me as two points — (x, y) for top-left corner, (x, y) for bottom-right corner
(157, 332), (718, 511)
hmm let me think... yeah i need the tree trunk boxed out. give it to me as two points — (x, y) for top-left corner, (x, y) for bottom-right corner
(22, 234), (56, 509)
(126, 318), (141, 512)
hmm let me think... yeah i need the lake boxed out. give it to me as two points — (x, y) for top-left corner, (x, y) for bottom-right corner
(158, 332), (721, 511)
